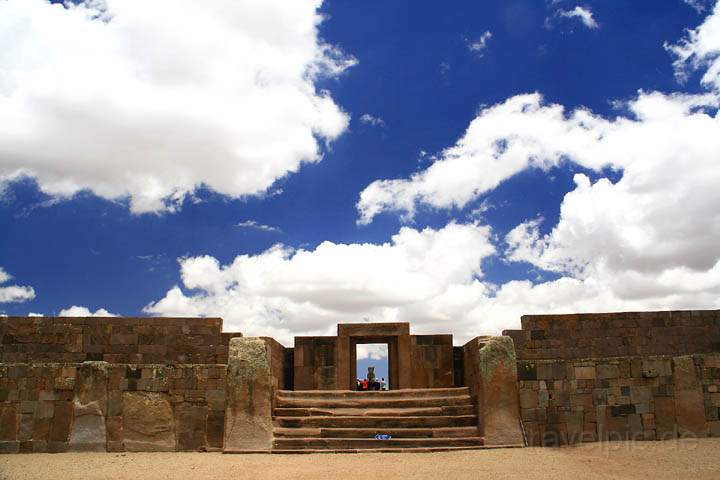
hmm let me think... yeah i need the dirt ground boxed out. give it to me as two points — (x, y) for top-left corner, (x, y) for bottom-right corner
(2, 438), (720, 480)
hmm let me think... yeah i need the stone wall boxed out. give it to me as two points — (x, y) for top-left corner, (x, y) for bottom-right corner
(0, 362), (226, 453)
(294, 337), (337, 390)
(0, 317), (240, 364)
(516, 354), (720, 446)
(410, 335), (454, 388)
(504, 310), (720, 446)
(505, 310), (720, 360)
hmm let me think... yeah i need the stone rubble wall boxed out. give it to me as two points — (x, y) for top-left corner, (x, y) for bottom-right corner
(0, 317), (242, 364)
(0, 362), (227, 453)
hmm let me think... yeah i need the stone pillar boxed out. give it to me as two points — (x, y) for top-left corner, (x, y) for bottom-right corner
(224, 337), (274, 452)
(69, 361), (108, 451)
(464, 336), (524, 446)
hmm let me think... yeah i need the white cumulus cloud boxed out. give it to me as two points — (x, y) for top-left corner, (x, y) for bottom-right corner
(0, 0), (354, 213)
(0, 267), (35, 303)
(58, 305), (117, 317)
(145, 222), (497, 344)
(667, 0), (720, 91)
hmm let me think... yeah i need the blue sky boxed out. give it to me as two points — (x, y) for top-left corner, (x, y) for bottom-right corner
(2, 0), (720, 367)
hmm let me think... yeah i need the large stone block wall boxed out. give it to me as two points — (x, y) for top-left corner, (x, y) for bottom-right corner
(410, 335), (454, 388)
(516, 354), (720, 446)
(505, 310), (720, 360)
(0, 317), (240, 364)
(0, 362), (227, 453)
(294, 337), (337, 390)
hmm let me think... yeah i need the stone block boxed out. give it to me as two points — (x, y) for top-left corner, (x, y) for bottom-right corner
(0, 442), (19, 453)
(35, 401), (54, 420)
(175, 404), (207, 451)
(538, 389), (549, 408)
(20, 401), (36, 414)
(519, 389), (538, 409)
(18, 414), (33, 441)
(38, 390), (55, 401)
(596, 364), (619, 379)
(108, 390), (123, 417)
(570, 393), (593, 409)
(205, 389), (225, 411)
(206, 411), (224, 449)
(574, 366), (596, 380)
(123, 391), (175, 451)
(49, 402), (73, 442)
(709, 420), (720, 437)
(465, 336), (524, 446)
(517, 363), (537, 381)
(106, 416), (123, 443)
(224, 337), (274, 451)
(537, 362), (565, 380)
(630, 386), (652, 405)
(675, 389), (707, 438)
(69, 362), (108, 451)
(565, 411), (584, 444)
(654, 396), (677, 439)
(673, 356), (707, 438)
(0, 406), (17, 441)
(642, 359), (671, 378)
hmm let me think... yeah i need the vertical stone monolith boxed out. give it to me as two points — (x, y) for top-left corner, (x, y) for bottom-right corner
(465, 336), (524, 446)
(69, 362), (108, 451)
(224, 337), (273, 451)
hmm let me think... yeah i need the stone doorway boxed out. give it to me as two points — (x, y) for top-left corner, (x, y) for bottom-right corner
(338, 322), (411, 391)
(354, 343), (390, 390)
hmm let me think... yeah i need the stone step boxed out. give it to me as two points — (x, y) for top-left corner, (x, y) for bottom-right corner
(276, 387), (470, 399)
(273, 437), (484, 450)
(274, 414), (478, 429)
(273, 405), (476, 417)
(267, 446), (488, 454)
(275, 395), (472, 409)
(225, 445), (503, 455)
(273, 426), (479, 438)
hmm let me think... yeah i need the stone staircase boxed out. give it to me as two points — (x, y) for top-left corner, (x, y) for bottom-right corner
(272, 387), (484, 453)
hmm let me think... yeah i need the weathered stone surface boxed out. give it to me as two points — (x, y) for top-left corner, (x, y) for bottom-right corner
(224, 337), (274, 451)
(175, 404), (207, 451)
(49, 402), (73, 442)
(123, 391), (175, 451)
(69, 362), (108, 451)
(0, 406), (17, 441)
(672, 356), (707, 438)
(207, 411), (224, 449)
(574, 366), (596, 380)
(18, 414), (33, 442)
(654, 396), (677, 439)
(596, 364), (620, 379)
(465, 336), (524, 446)
(106, 416), (123, 443)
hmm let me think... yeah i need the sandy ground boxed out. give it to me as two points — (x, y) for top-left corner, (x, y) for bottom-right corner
(2, 439), (720, 480)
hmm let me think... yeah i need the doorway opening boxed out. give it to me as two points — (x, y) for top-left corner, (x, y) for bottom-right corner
(355, 343), (389, 391)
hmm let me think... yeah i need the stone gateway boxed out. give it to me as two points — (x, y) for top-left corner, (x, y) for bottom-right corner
(0, 310), (719, 453)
